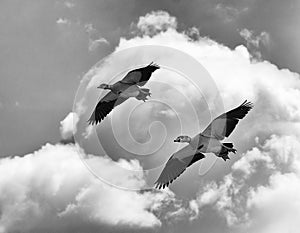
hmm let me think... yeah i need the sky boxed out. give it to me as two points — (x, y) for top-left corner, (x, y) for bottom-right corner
(1, 1), (300, 233)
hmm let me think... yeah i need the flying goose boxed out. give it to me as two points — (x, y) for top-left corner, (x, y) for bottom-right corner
(154, 100), (253, 189)
(88, 62), (160, 125)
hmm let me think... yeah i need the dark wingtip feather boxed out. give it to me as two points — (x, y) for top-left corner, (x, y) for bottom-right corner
(87, 112), (96, 125)
(154, 181), (160, 189)
(148, 61), (160, 69)
(87, 112), (103, 125)
(241, 100), (254, 109)
(154, 181), (168, 190)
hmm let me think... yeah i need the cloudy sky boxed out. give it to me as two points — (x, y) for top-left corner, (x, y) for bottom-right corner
(1, 0), (300, 233)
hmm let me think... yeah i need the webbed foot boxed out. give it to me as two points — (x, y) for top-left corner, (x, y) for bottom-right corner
(220, 154), (230, 161)
(136, 90), (151, 102)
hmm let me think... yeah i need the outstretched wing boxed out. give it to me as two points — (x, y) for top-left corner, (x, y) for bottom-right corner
(201, 100), (253, 140)
(120, 62), (160, 86)
(87, 91), (128, 125)
(154, 157), (187, 189)
(154, 145), (205, 189)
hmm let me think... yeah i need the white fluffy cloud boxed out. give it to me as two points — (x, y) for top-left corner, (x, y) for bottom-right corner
(63, 1), (75, 9)
(214, 3), (249, 22)
(244, 136), (300, 233)
(88, 37), (109, 51)
(59, 112), (79, 140)
(135, 11), (177, 36)
(3, 10), (300, 233)
(195, 135), (300, 231)
(56, 18), (71, 26)
(117, 12), (300, 142)
(247, 172), (300, 233)
(239, 28), (271, 59)
(114, 10), (300, 233)
(84, 23), (109, 51)
(240, 29), (270, 48)
(0, 143), (194, 233)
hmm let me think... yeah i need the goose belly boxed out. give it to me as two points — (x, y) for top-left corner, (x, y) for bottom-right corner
(198, 136), (222, 154)
(119, 85), (140, 98)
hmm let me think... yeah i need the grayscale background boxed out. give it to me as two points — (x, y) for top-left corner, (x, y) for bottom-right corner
(0, 1), (299, 233)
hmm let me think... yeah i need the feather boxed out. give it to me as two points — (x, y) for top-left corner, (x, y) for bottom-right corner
(201, 100), (253, 139)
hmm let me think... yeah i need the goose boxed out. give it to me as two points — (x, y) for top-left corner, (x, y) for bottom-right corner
(88, 62), (160, 125)
(154, 100), (253, 189)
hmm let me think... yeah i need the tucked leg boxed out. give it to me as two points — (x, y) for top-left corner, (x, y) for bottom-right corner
(136, 88), (151, 101)
(217, 143), (237, 161)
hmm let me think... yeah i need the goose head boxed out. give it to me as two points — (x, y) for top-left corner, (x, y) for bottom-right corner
(97, 83), (111, 90)
(174, 135), (191, 143)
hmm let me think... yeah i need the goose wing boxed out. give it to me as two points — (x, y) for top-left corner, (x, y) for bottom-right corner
(120, 62), (160, 86)
(201, 100), (253, 140)
(154, 145), (205, 189)
(87, 91), (128, 125)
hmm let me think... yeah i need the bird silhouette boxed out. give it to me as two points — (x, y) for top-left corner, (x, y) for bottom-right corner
(88, 62), (160, 125)
(155, 100), (253, 189)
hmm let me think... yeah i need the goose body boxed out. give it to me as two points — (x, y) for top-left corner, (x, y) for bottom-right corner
(188, 134), (222, 153)
(155, 100), (253, 189)
(88, 62), (160, 125)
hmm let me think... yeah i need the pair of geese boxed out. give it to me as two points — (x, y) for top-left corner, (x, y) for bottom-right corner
(88, 62), (253, 189)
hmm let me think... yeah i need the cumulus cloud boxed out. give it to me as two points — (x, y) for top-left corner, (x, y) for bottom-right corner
(88, 38), (109, 51)
(0, 143), (197, 233)
(185, 26), (201, 41)
(245, 136), (300, 233)
(59, 112), (79, 140)
(84, 23), (109, 51)
(77, 9), (300, 178)
(110, 10), (300, 233)
(214, 3), (248, 22)
(135, 11), (177, 36)
(5, 10), (300, 233)
(56, 20), (109, 51)
(195, 135), (300, 231)
(247, 172), (300, 233)
(63, 1), (75, 9)
(117, 11), (300, 137)
(232, 147), (274, 178)
(56, 18), (71, 26)
(239, 28), (271, 60)
(195, 174), (249, 226)
(240, 29), (270, 48)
